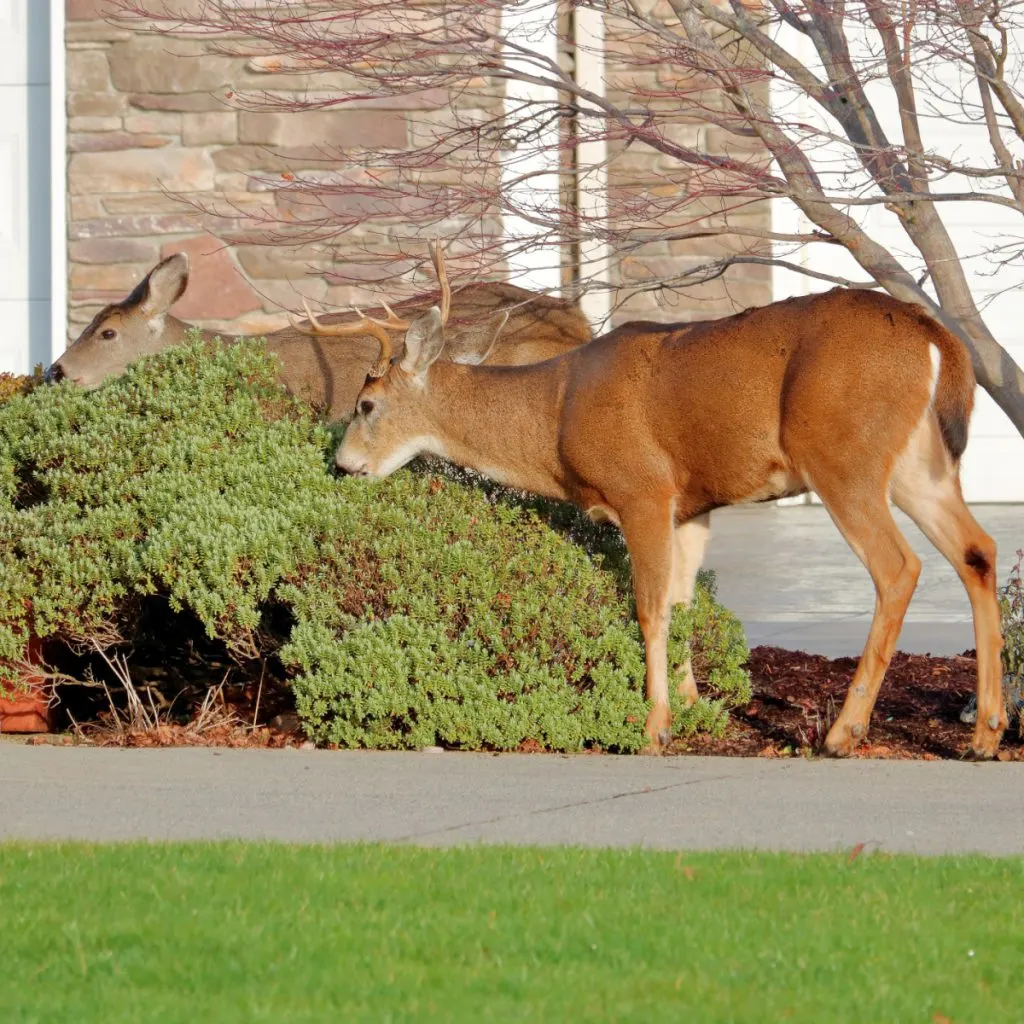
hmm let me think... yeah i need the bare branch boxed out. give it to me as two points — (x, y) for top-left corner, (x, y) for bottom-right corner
(665, 254), (880, 289)
(110, 0), (1024, 435)
(957, 0), (1024, 142)
(864, 0), (928, 191)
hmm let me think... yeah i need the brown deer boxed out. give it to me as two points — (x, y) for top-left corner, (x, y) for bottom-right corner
(335, 276), (1006, 758)
(50, 251), (592, 421)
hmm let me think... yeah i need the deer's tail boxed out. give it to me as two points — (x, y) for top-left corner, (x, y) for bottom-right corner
(928, 322), (976, 463)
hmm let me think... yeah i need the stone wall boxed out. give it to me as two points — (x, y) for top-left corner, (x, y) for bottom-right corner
(603, 5), (772, 326)
(65, 1), (476, 342)
(65, 1), (770, 342)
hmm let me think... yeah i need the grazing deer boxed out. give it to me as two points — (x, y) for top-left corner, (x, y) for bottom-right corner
(49, 251), (591, 421)
(335, 271), (1005, 757)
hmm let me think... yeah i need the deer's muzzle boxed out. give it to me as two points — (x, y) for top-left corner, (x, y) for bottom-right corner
(333, 450), (368, 477)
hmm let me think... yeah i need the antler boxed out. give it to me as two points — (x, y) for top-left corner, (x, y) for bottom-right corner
(429, 239), (451, 326)
(288, 240), (451, 377)
(289, 299), (410, 376)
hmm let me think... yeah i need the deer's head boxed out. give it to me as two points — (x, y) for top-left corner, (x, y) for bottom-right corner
(49, 253), (190, 388)
(334, 306), (450, 478)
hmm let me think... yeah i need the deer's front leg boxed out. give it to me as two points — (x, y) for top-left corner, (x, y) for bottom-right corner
(670, 513), (711, 706)
(620, 502), (676, 753)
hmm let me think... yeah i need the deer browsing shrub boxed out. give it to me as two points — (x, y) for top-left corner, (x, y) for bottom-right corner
(0, 339), (750, 751)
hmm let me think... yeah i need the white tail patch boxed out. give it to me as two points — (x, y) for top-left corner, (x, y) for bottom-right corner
(927, 342), (941, 405)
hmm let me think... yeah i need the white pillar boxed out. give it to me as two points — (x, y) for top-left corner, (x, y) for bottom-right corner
(50, 0), (66, 358)
(500, 1), (562, 294)
(573, 4), (611, 327)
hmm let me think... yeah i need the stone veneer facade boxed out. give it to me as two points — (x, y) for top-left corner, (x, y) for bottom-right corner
(65, 0), (771, 343)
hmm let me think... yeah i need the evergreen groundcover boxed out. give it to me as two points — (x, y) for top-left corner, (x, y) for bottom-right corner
(0, 340), (750, 752)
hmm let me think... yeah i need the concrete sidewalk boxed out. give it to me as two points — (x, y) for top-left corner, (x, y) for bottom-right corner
(706, 504), (1023, 657)
(2, 745), (1023, 855)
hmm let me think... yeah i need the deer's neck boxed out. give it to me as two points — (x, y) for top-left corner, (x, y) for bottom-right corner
(422, 361), (570, 501)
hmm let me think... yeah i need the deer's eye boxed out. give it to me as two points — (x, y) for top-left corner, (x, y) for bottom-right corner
(359, 399), (375, 417)
(100, 328), (117, 340)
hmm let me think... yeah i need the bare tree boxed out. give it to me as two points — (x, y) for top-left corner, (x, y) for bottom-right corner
(116, 0), (1024, 435)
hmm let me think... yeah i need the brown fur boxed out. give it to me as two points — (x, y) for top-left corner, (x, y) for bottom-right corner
(338, 287), (1005, 758)
(52, 255), (592, 423)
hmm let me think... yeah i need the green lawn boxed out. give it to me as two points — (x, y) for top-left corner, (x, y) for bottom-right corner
(1, 844), (1022, 1023)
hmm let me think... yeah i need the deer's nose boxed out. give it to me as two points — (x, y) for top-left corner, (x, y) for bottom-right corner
(45, 363), (65, 383)
(333, 452), (367, 477)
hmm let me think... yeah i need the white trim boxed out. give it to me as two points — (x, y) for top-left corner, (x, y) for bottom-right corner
(572, 6), (611, 328)
(49, 0), (66, 358)
(499, 2), (561, 295)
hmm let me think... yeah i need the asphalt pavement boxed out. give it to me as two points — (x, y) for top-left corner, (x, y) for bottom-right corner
(2, 744), (1023, 855)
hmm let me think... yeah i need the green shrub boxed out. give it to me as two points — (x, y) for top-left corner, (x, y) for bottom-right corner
(0, 339), (750, 751)
(1001, 550), (1024, 723)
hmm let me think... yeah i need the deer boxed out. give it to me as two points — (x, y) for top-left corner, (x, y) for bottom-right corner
(334, 259), (1006, 758)
(49, 249), (592, 422)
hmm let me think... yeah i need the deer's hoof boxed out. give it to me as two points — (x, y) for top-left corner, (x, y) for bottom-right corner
(823, 719), (866, 758)
(643, 706), (672, 755)
(969, 719), (1005, 760)
(966, 712), (1007, 761)
(640, 730), (671, 756)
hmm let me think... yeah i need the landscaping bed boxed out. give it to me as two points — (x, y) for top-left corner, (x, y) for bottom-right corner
(672, 645), (1024, 760)
(20, 643), (1014, 761)
(3, 350), (1020, 760)
(0, 342), (749, 753)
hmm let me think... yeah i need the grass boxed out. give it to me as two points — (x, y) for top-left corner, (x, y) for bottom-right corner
(1, 844), (1022, 1023)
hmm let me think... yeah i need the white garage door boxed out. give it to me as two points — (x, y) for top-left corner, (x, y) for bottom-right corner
(771, 25), (1024, 503)
(0, 0), (61, 376)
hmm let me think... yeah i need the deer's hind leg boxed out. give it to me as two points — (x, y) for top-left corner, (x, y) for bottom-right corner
(670, 513), (711, 705)
(809, 473), (922, 756)
(891, 418), (1005, 758)
(619, 499), (678, 752)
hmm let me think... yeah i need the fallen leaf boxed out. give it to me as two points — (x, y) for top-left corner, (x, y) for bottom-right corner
(674, 854), (697, 880)
(847, 842), (866, 863)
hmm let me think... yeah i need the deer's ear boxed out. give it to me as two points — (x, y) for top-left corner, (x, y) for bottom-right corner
(449, 310), (509, 366)
(399, 306), (445, 377)
(128, 254), (190, 318)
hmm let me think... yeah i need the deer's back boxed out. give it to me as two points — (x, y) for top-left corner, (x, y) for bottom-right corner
(559, 289), (948, 509)
(268, 283), (592, 422)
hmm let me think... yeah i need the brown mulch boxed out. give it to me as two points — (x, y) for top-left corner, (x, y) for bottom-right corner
(29, 722), (299, 748)
(83, 722), (300, 749)
(51, 698), (307, 749)
(671, 645), (1024, 760)
(33, 646), (1021, 759)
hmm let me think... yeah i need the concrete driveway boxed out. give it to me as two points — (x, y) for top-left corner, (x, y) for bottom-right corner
(2, 745), (1023, 855)
(706, 503), (1023, 657)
